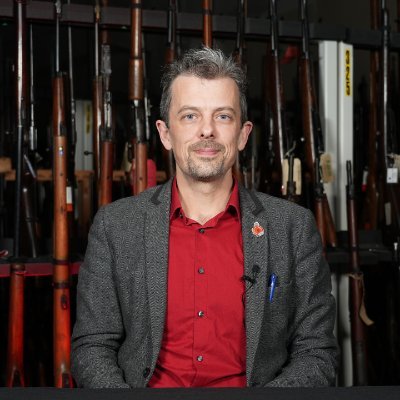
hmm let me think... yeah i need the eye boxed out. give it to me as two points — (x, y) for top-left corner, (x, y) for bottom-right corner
(182, 113), (197, 121)
(217, 114), (232, 121)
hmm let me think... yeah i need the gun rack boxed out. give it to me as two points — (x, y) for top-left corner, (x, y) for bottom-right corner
(1, 0), (400, 49)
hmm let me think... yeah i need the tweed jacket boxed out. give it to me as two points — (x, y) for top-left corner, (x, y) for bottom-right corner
(71, 181), (338, 388)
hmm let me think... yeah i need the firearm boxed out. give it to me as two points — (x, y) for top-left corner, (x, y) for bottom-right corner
(379, 0), (400, 235)
(129, 0), (147, 195)
(346, 160), (371, 385)
(202, 0), (212, 47)
(92, 0), (103, 198)
(231, 0), (246, 185)
(163, 0), (177, 180)
(52, 0), (73, 388)
(66, 0), (77, 225)
(6, 0), (28, 387)
(362, 0), (380, 230)
(264, 0), (291, 198)
(98, 0), (114, 206)
(299, 0), (337, 247)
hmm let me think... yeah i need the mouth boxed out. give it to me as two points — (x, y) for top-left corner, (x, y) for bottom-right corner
(190, 141), (224, 158)
(194, 148), (220, 157)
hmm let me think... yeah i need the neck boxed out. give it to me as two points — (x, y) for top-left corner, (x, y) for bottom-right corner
(175, 171), (234, 225)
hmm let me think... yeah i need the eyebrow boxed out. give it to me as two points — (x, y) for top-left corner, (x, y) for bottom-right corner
(177, 106), (237, 115)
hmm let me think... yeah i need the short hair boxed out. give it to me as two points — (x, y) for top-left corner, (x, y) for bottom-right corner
(159, 47), (248, 125)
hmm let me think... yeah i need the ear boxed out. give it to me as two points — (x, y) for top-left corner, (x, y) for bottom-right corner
(156, 120), (172, 151)
(238, 121), (253, 151)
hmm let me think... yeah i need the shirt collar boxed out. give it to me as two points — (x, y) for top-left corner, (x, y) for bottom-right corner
(169, 177), (241, 222)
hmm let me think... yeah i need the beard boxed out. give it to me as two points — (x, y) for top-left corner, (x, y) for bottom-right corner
(185, 141), (227, 182)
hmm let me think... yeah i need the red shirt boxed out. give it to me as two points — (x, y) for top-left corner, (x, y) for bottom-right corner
(148, 179), (246, 388)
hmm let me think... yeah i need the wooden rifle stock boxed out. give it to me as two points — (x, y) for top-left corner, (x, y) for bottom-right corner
(129, 0), (147, 195)
(6, 263), (25, 387)
(52, 71), (73, 389)
(7, 0), (27, 386)
(52, 0), (72, 387)
(346, 161), (369, 385)
(202, 0), (212, 47)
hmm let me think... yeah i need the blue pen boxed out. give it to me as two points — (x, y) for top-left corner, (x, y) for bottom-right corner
(269, 273), (277, 303)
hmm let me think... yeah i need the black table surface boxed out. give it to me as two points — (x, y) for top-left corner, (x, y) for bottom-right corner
(1, 387), (400, 400)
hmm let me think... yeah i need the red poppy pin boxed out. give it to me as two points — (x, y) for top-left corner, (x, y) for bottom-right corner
(252, 222), (265, 237)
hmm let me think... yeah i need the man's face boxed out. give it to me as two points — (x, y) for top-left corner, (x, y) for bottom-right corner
(157, 75), (252, 182)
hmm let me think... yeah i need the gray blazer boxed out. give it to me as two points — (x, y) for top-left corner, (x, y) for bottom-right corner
(71, 181), (338, 388)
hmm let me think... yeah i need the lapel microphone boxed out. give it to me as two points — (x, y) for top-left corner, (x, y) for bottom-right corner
(241, 265), (260, 306)
(242, 265), (260, 286)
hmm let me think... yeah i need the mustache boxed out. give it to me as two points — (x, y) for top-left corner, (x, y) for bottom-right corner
(189, 141), (225, 152)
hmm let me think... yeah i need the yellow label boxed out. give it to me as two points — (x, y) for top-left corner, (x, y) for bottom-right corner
(345, 49), (351, 97)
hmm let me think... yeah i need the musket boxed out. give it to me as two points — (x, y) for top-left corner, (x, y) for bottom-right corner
(52, 0), (73, 387)
(346, 160), (370, 386)
(163, 0), (177, 180)
(6, 0), (28, 387)
(202, 0), (212, 47)
(129, 0), (147, 195)
(98, 0), (114, 206)
(299, 0), (337, 247)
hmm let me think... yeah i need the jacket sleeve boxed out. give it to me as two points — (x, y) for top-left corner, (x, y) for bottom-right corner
(266, 209), (339, 387)
(71, 207), (130, 388)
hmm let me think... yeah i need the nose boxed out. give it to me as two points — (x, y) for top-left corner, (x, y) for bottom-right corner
(200, 116), (215, 139)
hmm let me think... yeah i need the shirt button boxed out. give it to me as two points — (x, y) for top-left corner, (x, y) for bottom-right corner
(198, 267), (205, 274)
(198, 310), (205, 317)
(199, 228), (205, 233)
(197, 355), (203, 362)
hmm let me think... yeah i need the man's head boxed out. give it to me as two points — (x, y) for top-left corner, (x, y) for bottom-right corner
(156, 47), (252, 183)
(160, 47), (248, 126)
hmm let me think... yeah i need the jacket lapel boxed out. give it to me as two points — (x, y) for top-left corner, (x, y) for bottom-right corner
(144, 182), (172, 367)
(239, 187), (270, 384)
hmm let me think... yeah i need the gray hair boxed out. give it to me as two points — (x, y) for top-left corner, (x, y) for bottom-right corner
(160, 47), (248, 125)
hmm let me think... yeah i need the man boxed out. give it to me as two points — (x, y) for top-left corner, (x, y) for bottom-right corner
(71, 47), (338, 388)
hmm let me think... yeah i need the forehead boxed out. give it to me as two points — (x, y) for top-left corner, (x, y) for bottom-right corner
(169, 75), (240, 108)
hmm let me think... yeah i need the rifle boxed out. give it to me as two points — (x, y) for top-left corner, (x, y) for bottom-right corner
(6, 0), (28, 387)
(346, 160), (371, 385)
(362, 0), (380, 230)
(93, 0), (103, 199)
(264, 0), (291, 198)
(232, 0), (246, 185)
(298, 0), (337, 247)
(202, 0), (212, 47)
(98, 0), (114, 207)
(52, 0), (73, 388)
(163, 0), (177, 180)
(129, 0), (147, 195)
(379, 0), (400, 237)
(66, 0), (77, 227)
